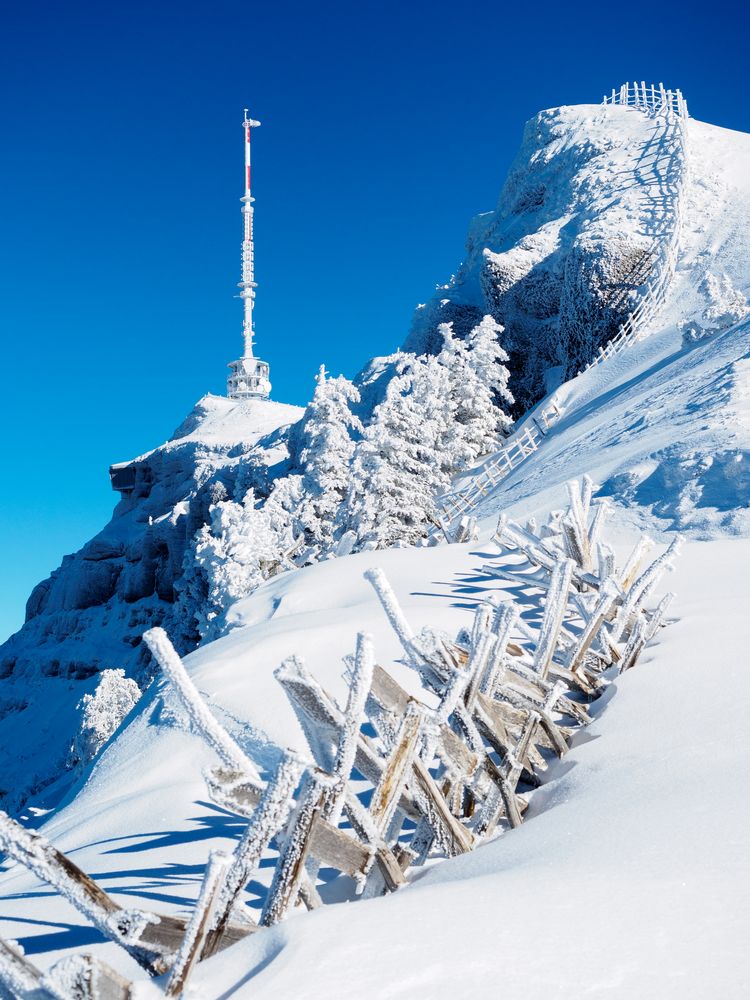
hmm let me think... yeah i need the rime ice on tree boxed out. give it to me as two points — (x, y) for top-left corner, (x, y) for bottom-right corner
(227, 109), (272, 400)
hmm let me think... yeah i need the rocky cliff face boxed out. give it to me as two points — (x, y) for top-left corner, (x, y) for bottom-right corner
(0, 394), (302, 813)
(404, 103), (665, 412)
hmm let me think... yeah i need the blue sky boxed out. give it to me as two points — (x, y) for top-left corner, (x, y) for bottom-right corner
(1, 0), (748, 642)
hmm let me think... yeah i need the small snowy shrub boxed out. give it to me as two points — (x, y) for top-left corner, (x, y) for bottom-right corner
(702, 273), (749, 331)
(69, 669), (141, 767)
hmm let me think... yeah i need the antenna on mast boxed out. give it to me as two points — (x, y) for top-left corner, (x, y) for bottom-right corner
(227, 107), (271, 400)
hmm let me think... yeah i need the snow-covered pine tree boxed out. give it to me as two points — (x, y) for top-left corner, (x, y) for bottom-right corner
(437, 317), (514, 463)
(338, 353), (457, 549)
(295, 366), (363, 555)
(188, 488), (296, 641)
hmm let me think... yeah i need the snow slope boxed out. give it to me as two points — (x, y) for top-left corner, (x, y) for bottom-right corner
(2, 102), (750, 998)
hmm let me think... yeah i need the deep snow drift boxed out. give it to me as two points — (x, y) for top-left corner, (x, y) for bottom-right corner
(1, 100), (750, 998)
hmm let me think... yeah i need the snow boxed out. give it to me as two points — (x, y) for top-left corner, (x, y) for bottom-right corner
(2, 99), (750, 998)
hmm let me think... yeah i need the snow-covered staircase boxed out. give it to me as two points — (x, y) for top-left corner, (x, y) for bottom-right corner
(438, 82), (690, 523)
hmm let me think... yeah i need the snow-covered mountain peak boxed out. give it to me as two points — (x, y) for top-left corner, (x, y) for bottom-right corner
(155, 393), (302, 454)
(407, 101), (750, 415)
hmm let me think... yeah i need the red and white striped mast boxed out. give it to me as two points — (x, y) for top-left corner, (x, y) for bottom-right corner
(227, 108), (271, 400)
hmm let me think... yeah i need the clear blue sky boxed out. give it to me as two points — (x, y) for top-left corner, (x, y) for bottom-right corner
(1, 0), (747, 642)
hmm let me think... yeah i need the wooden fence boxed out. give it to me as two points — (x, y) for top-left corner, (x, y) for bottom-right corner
(0, 477), (678, 998)
(436, 81), (689, 523)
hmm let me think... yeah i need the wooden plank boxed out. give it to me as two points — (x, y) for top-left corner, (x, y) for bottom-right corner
(370, 663), (410, 715)
(0, 810), (170, 976)
(410, 757), (475, 856)
(308, 812), (373, 879)
(369, 707), (422, 835)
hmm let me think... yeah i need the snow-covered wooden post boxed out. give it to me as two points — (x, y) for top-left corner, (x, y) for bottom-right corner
(202, 752), (306, 958)
(260, 769), (337, 926)
(0, 811), (171, 976)
(166, 851), (232, 997)
(566, 580), (620, 680)
(41, 954), (135, 1000)
(0, 936), (44, 999)
(143, 627), (263, 786)
(324, 632), (375, 826)
(531, 558), (575, 678)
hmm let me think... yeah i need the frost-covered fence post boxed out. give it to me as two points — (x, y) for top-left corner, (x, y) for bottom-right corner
(324, 632), (374, 827)
(143, 627), (263, 786)
(41, 954), (134, 1000)
(260, 769), (337, 926)
(566, 579), (620, 679)
(363, 568), (417, 666)
(531, 558), (575, 678)
(0, 936), (44, 1000)
(0, 811), (175, 976)
(166, 851), (231, 997)
(201, 752), (305, 959)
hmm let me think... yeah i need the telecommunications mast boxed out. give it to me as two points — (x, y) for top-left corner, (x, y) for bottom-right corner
(227, 109), (271, 400)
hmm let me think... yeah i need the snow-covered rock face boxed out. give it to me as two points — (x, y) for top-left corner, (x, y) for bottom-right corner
(405, 104), (676, 411)
(0, 394), (302, 814)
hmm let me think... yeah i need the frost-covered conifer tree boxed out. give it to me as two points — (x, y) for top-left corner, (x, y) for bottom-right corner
(295, 366), (363, 554)
(338, 353), (457, 549)
(438, 317), (514, 462)
(189, 488), (296, 641)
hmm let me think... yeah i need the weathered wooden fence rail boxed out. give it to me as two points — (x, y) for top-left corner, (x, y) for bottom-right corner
(0, 476), (677, 998)
(436, 81), (689, 524)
